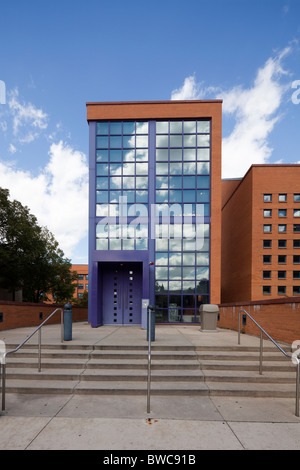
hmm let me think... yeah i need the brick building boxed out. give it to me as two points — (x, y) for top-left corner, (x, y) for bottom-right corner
(222, 165), (300, 302)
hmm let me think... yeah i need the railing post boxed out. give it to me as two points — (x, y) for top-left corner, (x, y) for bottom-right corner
(38, 328), (42, 372)
(147, 305), (152, 414)
(259, 330), (263, 375)
(2, 362), (6, 411)
(296, 361), (300, 418)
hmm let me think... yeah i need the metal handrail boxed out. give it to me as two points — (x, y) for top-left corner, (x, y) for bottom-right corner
(238, 308), (300, 417)
(1, 307), (63, 411)
(147, 305), (153, 414)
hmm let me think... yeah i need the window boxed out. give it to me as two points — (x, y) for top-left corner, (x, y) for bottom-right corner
(278, 255), (286, 264)
(264, 209), (272, 217)
(294, 225), (300, 233)
(279, 194), (287, 202)
(263, 255), (271, 263)
(294, 194), (300, 202)
(263, 271), (271, 279)
(264, 194), (272, 202)
(293, 271), (300, 279)
(278, 209), (287, 217)
(264, 225), (272, 233)
(278, 271), (286, 279)
(294, 240), (300, 248)
(278, 239), (287, 248)
(293, 286), (300, 295)
(278, 286), (286, 295)
(294, 255), (300, 264)
(263, 240), (272, 248)
(278, 224), (286, 233)
(263, 286), (271, 294)
(294, 209), (300, 217)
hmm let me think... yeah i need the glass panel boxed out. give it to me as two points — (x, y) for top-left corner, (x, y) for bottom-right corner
(136, 190), (148, 203)
(183, 162), (196, 174)
(169, 252), (182, 265)
(170, 135), (182, 147)
(183, 176), (196, 188)
(155, 281), (168, 293)
(136, 163), (148, 175)
(156, 267), (168, 280)
(183, 190), (195, 202)
(196, 280), (209, 294)
(110, 177), (122, 189)
(170, 121), (182, 133)
(197, 253), (209, 265)
(96, 239), (108, 250)
(97, 136), (108, 148)
(136, 122), (148, 134)
(97, 122), (109, 135)
(169, 176), (182, 188)
(156, 239), (168, 250)
(170, 163), (182, 174)
(123, 122), (135, 134)
(109, 239), (121, 250)
(136, 149), (148, 161)
(123, 136), (135, 148)
(96, 190), (108, 203)
(184, 121), (196, 133)
(97, 150), (109, 161)
(156, 135), (169, 147)
(136, 238), (148, 249)
(170, 149), (182, 161)
(182, 253), (195, 265)
(197, 267), (209, 280)
(169, 267), (181, 280)
(183, 134), (196, 147)
(123, 177), (135, 189)
(110, 163), (122, 175)
(197, 176), (210, 188)
(123, 163), (135, 175)
(136, 135), (148, 147)
(110, 136), (122, 148)
(156, 163), (169, 175)
(109, 204), (119, 217)
(96, 204), (108, 217)
(156, 177), (168, 189)
(96, 222), (108, 237)
(169, 239), (181, 251)
(197, 162), (210, 174)
(97, 163), (109, 176)
(136, 177), (148, 189)
(156, 190), (169, 203)
(169, 281), (181, 292)
(110, 191), (121, 203)
(156, 149), (168, 161)
(196, 238), (209, 252)
(197, 148), (210, 160)
(123, 239), (135, 250)
(122, 190), (135, 203)
(183, 267), (195, 280)
(197, 190), (210, 203)
(110, 122), (122, 134)
(96, 177), (108, 189)
(155, 295), (168, 308)
(183, 149), (196, 161)
(123, 149), (135, 161)
(156, 122), (168, 134)
(155, 252), (168, 265)
(169, 190), (182, 202)
(197, 135), (210, 147)
(182, 281), (195, 293)
(197, 121), (210, 133)
(110, 150), (122, 162)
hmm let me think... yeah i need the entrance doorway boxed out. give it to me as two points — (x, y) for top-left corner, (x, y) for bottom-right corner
(102, 262), (142, 325)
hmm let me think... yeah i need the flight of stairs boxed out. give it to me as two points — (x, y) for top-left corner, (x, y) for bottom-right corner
(2, 342), (297, 398)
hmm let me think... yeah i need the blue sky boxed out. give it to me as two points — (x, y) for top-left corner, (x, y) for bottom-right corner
(0, 0), (299, 263)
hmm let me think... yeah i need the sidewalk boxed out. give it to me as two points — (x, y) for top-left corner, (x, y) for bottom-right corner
(1, 322), (300, 450)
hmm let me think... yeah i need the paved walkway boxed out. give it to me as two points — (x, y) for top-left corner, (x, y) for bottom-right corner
(1, 322), (300, 450)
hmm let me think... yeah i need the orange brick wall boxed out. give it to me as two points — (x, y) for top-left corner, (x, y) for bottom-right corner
(0, 301), (88, 331)
(218, 297), (300, 345)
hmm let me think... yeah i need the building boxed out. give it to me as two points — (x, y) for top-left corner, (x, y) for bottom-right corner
(221, 165), (300, 303)
(86, 100), (222, 327)
(71, 264), (89, 300)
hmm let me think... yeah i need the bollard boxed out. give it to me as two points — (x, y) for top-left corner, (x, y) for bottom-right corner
(64, 303), (72, 341)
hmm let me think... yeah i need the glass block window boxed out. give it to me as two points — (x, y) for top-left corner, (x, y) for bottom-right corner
(154, 120), (211, 322)
(95, 121), (149, 250)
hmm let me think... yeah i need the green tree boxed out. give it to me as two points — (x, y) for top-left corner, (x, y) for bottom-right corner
(0, 188), (77, 303)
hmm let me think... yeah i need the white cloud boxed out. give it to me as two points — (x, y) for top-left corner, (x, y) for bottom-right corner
(0, 141), (88, 259)
(8, 144), (17, 154)
(8, 88), (48, 141)
(171, 46), (294, 178)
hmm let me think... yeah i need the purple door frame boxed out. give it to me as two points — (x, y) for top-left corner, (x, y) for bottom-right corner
(89, 251), (150, 327)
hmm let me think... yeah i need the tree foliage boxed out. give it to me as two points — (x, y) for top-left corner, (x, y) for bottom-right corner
(0, 188), (77, 303)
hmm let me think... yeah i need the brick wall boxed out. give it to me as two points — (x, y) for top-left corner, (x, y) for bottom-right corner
(0, 301), (88, 331)
(218, 297), (300, 345)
